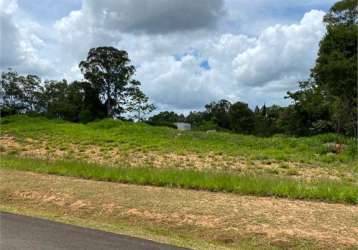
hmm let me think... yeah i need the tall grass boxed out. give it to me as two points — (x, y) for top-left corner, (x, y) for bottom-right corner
(1, 155), (357, 204)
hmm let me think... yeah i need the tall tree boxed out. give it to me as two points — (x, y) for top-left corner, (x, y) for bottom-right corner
(79, 47), (140, 118)
(312, 0), (357, 136)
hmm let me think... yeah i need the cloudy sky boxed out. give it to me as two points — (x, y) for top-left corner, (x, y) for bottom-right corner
(0, 0), (336, 112)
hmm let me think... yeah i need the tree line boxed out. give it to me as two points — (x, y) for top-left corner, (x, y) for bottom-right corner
(1, 47), (155, 122)
(1, 0), (356, 137)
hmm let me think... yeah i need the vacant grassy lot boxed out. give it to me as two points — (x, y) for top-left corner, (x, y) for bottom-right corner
(1, 115), (357, 248)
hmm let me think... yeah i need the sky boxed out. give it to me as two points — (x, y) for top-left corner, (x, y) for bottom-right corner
(0, 0), (337, 113)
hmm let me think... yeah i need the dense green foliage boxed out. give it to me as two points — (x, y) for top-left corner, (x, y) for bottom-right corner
(1, 47), (153, 122)
(79, 47), (155, 118)
(1, 155), (357, 204)
(288, 0), (357, 137)
(2, 115), (357, 166)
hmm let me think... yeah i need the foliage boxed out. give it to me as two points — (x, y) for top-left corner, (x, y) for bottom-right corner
(1, 47), (154, 122)
(43, 80), (106, 122)
(288, 0), (358, 137)
(0, 70), (43, 115)
(228, 101), (255, 134)
(79, 47), (154, 118)
(323, 0), (357, 25)
(149, 111), (185, 123)
(204, 99), (231, 129)
(126, 80), (156, 121)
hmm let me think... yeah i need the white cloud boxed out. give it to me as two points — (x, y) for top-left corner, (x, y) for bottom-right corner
(137, 55), (222, 109)
(0, 0), (18, 14)
(134, 10), (326, 109)
(233, 10), (326, 88)
(0, 0), (56, 77)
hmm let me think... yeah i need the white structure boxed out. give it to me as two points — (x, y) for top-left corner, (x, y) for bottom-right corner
(174, 122), (191, 131)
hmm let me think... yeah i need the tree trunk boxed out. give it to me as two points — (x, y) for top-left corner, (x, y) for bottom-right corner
(106, 84), (112, 118)
(106, 99), (112, 118)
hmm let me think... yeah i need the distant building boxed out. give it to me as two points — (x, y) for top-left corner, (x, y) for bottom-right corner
(173, 122), (191, 131)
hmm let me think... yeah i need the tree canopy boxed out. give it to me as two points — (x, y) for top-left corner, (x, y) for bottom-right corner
(79, 47), (152, 118)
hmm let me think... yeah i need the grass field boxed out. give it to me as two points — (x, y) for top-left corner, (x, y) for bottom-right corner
(1, 115), (358, 249)
(1, 116), (358, 200)
(1, 115), (357, 166)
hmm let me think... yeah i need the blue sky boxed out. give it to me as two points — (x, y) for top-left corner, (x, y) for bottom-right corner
(1, 0), (336, 112)
(17, 0), (81, 23)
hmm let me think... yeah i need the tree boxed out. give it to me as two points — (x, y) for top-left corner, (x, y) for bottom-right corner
(79, 47), (140, 118)
(42, 79), (70, 119)
(149, 111), (184, 124)
(204, 99), (232, 129)
(286, 0), (357, 137)
(0, 70), (44, 115)
(126, 80), (156, 121)
(286, 80), (333, 135)
(43, 80), (106, 122)
(228, 101), (255, 134)
(254, 104), (282, 136)
(186, 111), (206, 128)
(311, 0), (357, 136)
(323, 0), (357, 25)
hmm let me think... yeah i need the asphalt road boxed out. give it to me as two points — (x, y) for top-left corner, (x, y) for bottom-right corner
(0, 212), (189, 250)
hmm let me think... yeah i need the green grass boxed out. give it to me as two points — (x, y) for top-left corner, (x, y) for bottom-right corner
(1, 155), (357, 204)
(1, 115), (357, 167)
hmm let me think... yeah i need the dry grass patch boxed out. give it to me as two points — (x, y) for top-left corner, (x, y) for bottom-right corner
(1, 135), (355, 183)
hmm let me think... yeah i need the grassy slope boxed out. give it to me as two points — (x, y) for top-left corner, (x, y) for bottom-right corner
(1, 155), (357, 204)
(0, 115), (357, 204)
(1, 115), (357, 166)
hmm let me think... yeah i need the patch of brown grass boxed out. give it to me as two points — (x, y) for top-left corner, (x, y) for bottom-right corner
(1, 135), (354, 184)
